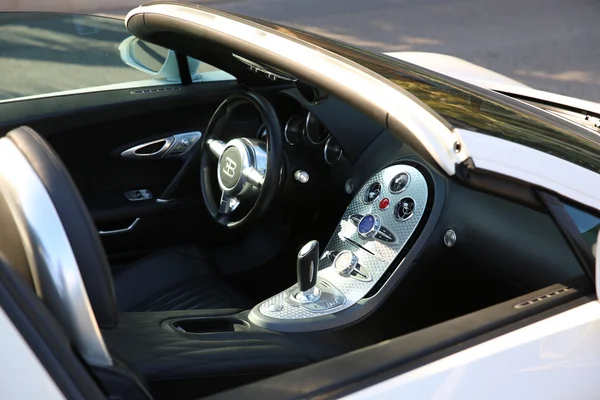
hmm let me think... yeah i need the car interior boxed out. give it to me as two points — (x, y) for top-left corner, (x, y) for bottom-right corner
(0, 7), (595, 400)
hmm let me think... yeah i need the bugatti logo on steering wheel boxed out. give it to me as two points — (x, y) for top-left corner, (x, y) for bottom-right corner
(222, 157), (238, 178)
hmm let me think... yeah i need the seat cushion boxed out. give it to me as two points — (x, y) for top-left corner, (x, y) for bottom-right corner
(113, 246), (253, 312)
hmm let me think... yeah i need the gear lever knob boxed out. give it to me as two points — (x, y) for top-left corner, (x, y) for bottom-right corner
(297, 240), (319, 291)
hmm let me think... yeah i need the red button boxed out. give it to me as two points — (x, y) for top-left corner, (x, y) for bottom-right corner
(379, 197), (390, 210)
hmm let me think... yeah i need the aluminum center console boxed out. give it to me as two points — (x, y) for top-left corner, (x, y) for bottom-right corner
(249, 163), (430, 332)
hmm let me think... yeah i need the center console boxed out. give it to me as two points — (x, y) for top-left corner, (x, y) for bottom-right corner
(103, 162), (434, 398)
(250, 163), (432, 332)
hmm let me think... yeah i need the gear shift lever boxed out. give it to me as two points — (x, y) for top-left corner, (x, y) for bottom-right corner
(294, 240), (321, 302)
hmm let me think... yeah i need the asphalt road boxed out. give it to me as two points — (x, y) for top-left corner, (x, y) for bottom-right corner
(1, 0), (599, 102)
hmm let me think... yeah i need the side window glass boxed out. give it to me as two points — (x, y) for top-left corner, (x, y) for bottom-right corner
(191, 60), (236, 82)
(122, 36), (235, 83)
(0, 13), (234, 103)
(563, 203), (600, 255)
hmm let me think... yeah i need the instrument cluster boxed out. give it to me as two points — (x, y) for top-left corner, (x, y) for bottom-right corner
(283, 112), (342, 165)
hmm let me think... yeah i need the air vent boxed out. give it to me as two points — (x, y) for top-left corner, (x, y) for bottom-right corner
(514, 287), (573, 309)
(130, 87), (182, 94)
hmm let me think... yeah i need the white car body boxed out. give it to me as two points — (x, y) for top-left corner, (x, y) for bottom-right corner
(1, 6), (599, 399)
(346, 299), (600, 399)
(341, 51), (600, 400)
(385, 51), (600, 116)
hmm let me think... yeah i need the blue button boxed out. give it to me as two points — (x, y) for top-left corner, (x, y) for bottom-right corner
(358, 215), (375, 234)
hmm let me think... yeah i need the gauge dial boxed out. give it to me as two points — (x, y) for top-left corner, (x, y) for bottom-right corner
(284, 115), (304, 145)
(324, 137), (342, 165)
(305, 112), (329, 144)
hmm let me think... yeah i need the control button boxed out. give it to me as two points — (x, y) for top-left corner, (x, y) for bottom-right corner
(333, 250), (358, 277)
(169, 134), (200, 155)
(444, 229), (457, 247)
(345, 179), (354, 194)
(124, 189), (153, 202)
(390, 172), (410, 194)
(379, 197), (390, 210)
(267, 304), (283, 312)
(294, 170), (310, 184)
(357, 214), (381, 239)
(394, 197), (415, 221)
(363, 182), (382, 203)
(301, 295), (345, 312)
(375, 226), (396, 243)
(333, 251), (372, 282)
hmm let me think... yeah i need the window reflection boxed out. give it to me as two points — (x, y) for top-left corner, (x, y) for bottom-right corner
(563, 203), (600, 256)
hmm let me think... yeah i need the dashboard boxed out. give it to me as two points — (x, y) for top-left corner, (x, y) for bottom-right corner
(247, 86), (585, 333)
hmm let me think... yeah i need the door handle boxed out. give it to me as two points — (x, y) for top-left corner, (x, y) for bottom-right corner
(98, 218), (140, 236)
(120, 131), (202, 159)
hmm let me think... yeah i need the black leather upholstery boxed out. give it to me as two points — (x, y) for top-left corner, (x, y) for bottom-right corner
(7, 127), (119, 328)
(113, 246), (253, 312)
(6, 126), (252, 321)
(102, 310), (313, 382)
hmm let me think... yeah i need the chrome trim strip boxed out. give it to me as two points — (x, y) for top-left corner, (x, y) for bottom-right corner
(125, 4), (469, 175)
(323, 136), (342, 165)
(0, 138), (112, 367)
(120, 131), (202, 159)
(284, 115), (303, 146)
(98, 218), (140, 236)
(305, 112), (328, 145)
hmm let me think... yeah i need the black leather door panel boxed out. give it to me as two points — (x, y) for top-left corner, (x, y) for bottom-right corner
(0, 83), (240, 258)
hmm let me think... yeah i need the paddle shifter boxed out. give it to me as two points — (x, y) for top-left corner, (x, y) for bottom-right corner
(294, 240), (321, 303)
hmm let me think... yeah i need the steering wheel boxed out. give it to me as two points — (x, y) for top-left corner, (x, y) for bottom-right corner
(200, 92), (283, 230)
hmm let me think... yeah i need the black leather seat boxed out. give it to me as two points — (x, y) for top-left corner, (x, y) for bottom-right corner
(0, 126), (304, 400)
(114, 246), (252, 312)
(0, 126), (251, 327)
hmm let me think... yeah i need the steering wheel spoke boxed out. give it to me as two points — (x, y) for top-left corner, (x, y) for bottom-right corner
(243, 166), (265, 188)
(200, 92), (282, 229)
(208, 139), (227, 158)
(218, 192), (240, 214)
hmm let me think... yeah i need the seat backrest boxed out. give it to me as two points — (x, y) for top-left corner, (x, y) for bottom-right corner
(0, 126), (117, 367)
